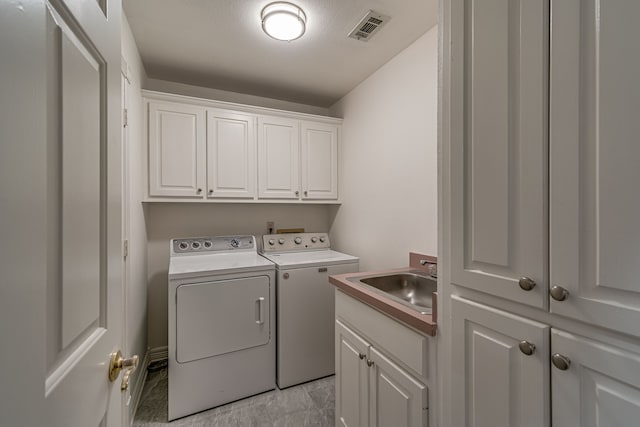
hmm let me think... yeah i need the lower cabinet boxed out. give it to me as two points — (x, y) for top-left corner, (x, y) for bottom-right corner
(335, 318), (428, 427)
(551, 329), (640, 427)
(452, 296), (640, 427)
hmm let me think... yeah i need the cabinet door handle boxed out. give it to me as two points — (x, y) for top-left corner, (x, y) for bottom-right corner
(196, 188), (202, 194)
(208, 189), (213, 194)
(304, 190), (308, 196)
(366, 359), (374, 367)
(518, 277), (536, 291)
(295, 190), (299, 196)
(518, 340), (536, 356)
(552, 353), (571, 370)
(550, 285), (569, 301)
(358, 353), (366, 360)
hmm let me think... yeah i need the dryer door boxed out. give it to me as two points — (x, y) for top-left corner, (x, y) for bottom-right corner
(176, 275), (270, 363)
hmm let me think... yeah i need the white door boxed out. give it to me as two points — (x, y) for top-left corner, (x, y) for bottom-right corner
(300, 121), (338, 200)
(450, 296), (550, 427)
(549, 0), (640, 339)
(148, 100), (206, 197)
(551, 329), (640, 427)
(257, 116), (300, 199)
(207, 109), (256, 198)
(450, 0), (548, 309)
(369, 347), (427, 427)
(0, 0), (127, 426)
(335, 320), (370, 427)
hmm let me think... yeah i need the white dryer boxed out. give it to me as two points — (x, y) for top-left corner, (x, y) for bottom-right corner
(168, 235), (275, 421)
(260, 232), (359, 388)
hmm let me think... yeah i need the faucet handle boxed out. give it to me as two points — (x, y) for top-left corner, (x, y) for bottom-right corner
(419, 259), (438, 278)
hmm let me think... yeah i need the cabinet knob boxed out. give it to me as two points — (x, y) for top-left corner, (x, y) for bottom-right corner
(518, 340), (536, 356)
(366, 359), (374, 367)
(208, 189), (213, 194)
(552, 353), (571, 370)
(295, 190), (299, 196)
(196, 188), (202, 194)
(358, 353), (366, 360)
(518, 277), (536, 291)
(304, 190), (308, 196)
(550, 285), (569, 301)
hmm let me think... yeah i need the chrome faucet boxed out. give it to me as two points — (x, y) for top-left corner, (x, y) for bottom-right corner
(419, 259), (438, 278)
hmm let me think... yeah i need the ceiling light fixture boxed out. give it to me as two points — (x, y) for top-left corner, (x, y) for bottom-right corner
(261, 2), (307, 42)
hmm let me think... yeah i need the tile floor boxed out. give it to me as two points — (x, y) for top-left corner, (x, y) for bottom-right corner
(133, 367), (335, 426)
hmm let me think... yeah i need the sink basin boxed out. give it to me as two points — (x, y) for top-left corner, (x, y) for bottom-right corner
(351, 271), (437, 314)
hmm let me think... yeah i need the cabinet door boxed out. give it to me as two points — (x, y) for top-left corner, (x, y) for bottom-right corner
(451, 296), (550, 427)
(335, 320), (369, 427)
(148, 101), (206, 197)
(369, 347), (427, 427)
(206, 110), (256, 198)
(552, 329), (640, 427)
(450, 0), (548, 308)
(300, 121), (338, 200)
(257, 116), (299, 199)
(550, 0), (640, 338)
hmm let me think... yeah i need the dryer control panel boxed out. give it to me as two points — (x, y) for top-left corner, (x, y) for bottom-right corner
(261, 232), (330, 252)
(171, 235), (256, 255)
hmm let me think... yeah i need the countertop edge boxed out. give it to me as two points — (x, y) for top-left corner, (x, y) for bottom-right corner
(329, 268), (437, 337)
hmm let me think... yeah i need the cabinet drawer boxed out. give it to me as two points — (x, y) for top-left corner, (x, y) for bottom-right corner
(336, 290), (428, 381)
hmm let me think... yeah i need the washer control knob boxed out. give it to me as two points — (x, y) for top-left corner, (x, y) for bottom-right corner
(268, 239), (275, 246)
(294, 237), (302, 244)
(278, 238), (285, 245)
(230, 239), (240, 248)
(319, 236), (326, 243)
(203, 241), (212, 249)
(179, 242), (188, 250)
(311, 237), (318, 243)
(192, 241), (201, 249)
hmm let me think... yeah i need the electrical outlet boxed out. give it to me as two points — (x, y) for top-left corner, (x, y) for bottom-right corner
(267, 221), (274, 234)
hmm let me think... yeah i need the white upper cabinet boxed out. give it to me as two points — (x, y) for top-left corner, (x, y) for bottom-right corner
(549, 0), (640, 338)
(144, 92), (341, 203)
(551, 329), (640, 427)
(257, 116), (300, 199)
(300, 121), (338, 200)
(451, 296), (550, 427)
(148, 101), (206, 197)
(206, 110), (256, 198)
(450, 0), (548, 309)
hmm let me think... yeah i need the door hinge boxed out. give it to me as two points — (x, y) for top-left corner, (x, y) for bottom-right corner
(123, 108), (128, 128)
(123, 239), (129, 259)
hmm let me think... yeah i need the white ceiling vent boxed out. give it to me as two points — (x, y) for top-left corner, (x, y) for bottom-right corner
(348, 10), (391, 42)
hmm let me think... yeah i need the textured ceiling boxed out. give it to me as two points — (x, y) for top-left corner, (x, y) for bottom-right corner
(123, 0), (438, 107)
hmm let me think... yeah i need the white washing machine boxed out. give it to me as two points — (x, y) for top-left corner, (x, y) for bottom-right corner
(168, 235), (275, 421)
(260, 232), (359, 388)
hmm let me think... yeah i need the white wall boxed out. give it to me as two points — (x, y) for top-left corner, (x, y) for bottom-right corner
(122, 14), (148, 415)
(145, 203), (331, 349)
(328, 27), (439, 272)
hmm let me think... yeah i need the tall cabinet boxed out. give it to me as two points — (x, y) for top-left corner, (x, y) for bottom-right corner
(443, 0), (640, 425)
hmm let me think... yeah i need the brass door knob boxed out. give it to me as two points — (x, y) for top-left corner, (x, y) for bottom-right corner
(109, 350), (139, 391)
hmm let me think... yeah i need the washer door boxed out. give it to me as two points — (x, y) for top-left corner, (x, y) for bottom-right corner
(176, 276), (270, 363)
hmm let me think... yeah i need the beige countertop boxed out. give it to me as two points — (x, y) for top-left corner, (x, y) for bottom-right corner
(329, 266), (437, 337)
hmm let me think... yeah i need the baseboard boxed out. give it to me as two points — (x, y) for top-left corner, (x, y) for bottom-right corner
(148, 346), (168, 363)
(129, 349), (150, 426)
